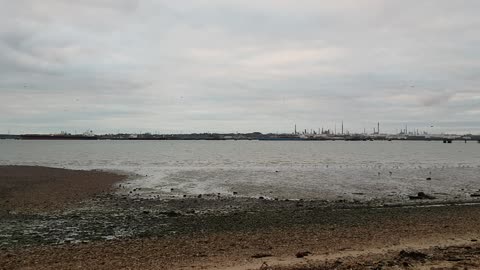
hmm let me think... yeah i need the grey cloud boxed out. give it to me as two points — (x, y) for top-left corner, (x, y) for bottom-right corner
(420, 92), (455, 107)
(1, 0), (480, 134)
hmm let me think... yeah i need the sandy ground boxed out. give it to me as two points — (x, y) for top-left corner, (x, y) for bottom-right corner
(3, 213), (480, 270)
(2, 166), (480, 270)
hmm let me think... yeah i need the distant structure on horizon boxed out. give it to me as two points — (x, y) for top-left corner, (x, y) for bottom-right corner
(2, 121), (478, 141)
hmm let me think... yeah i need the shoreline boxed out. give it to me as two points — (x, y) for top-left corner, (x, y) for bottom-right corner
(2, 165), (480, 269)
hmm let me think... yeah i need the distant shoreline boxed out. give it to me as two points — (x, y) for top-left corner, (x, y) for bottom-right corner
(1, 132), (480, 141)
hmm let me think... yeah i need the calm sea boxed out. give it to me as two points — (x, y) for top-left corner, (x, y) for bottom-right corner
(1, 140), (479, 201)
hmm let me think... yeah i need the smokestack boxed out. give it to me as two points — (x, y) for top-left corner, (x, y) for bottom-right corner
(294, 124), (297, 134)
(377, 122), (380, 134)
(341, 121), (344, 135)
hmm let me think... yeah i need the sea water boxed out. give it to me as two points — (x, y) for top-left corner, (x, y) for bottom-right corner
(1, 140), (479, 201)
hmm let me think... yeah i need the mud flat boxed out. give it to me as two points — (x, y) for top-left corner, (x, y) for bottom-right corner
(2, 166), (480, 269)
(0, 165), (127, 213)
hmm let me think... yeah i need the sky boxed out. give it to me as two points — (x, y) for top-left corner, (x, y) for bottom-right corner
(1, 0), (480, 134)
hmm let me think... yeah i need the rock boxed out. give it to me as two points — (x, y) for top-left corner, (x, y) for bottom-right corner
(233, 191), (238, 195)
(259, 196), (264, 200)
(426, 177), (432, 180)
(159, 211), (180, 217)
(446, 257), (464, 262)
(418, 192), (435, 199)
(399, 250), (427, 260)
(295, 251), (311, 258)
(251, 253), (272, 258)
(260, 262), (271, 270)
(409, 192), (435, 200)
(197, 194), (202, 198)
(470, 193), (480, 197)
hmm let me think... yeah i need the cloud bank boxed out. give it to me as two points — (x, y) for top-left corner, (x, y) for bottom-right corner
(1, 0), (480, 134)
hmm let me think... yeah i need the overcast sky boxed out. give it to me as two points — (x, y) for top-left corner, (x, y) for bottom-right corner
(1, 0), (479, 134)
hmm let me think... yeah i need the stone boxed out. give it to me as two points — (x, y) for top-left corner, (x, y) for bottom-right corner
(399, 250), (427, 260)
(295, 251), (311, 258)
(251, 253), (272, 258)
(409, 192), (435, 200)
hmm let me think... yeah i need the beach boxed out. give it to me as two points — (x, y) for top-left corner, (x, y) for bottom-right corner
(2, 166), (480, 269)
(2, 0), (479, 268)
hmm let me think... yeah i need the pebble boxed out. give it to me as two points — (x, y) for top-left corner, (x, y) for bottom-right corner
(296, 251), (311, 258)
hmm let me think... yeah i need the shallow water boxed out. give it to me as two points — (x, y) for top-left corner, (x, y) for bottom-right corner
(0, 140), (479, 201)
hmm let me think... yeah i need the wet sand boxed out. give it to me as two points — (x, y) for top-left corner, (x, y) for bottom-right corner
(0, 165), (127, 212)
(2, 165), (480, 269)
